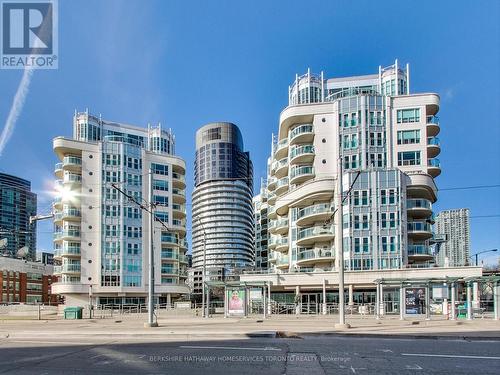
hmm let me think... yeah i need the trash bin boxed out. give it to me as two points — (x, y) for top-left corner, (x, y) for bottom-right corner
(64, 306), (83, 319)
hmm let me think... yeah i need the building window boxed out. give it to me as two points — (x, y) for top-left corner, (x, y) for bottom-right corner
(397, 108), (420, 123)
(397, 151), (421, 166)
(397, 130), (420, 144)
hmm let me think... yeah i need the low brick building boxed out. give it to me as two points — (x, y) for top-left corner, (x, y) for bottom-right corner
(0, 257), (58, 304)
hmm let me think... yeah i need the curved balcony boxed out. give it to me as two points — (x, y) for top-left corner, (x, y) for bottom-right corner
(172, 188), (186, 204)
(172, 219), (187, 236)
(178, 254), (189, 264)
(296, 225), (334, 246)
(427, 158), (441, 177)
(54, 207), (81, 224)
(427, 137), (440, 158)
(269, 218), (289, 235)
(407, 199), (432, 218)
(296, 203), (333, 227)
(63, 172), (82, 186)
(426, 116), (440, 137)
(62, 156), (82, 172)
(54, 162), (63, 178)
(53, 229), (81, 242)
(407, 245), (434, 261)
(267, 177), (277, 191)
(296, 248), (335, 266)
(274, 138), (289, 160)
(275, 177), (289, 196)
(290, 145), (315, 165)
(407, 221), (433, 240)
(172, 204), (186, 219)
(54, 244), (81, 259)
(161, 233), (179, 246)
(267, 191), (276, 205)
(274, 158), (289, 179)
(290, 166), (315, 185)
(276, 255), (289, 269)
(269, 236), (289, 253)
(179, 238), (188, 250)
(289, 124), (314, 145)
(53, 196), (63, 209)
(54, 264), (81, 275)
(161, 267), (179, 276)
(268, 205), (277, 220)
(172, 172), (186, 189)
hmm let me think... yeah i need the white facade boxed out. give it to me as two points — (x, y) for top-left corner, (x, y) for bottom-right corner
(435, 209), (471, 267)
(52, 111), (189, 307)
(265, 60), (441, 274)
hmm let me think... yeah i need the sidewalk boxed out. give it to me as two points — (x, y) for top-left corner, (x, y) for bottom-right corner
(1, 314), (499, 341)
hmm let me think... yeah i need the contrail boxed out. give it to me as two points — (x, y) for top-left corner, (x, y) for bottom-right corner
(0, 67), (35, 158)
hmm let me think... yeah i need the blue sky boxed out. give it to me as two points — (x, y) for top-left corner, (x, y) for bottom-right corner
(0, 0), (499, 264)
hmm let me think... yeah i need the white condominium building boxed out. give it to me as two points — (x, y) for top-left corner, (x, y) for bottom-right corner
(52, 111), (189, 307)
(265, 60), (441, 273)
(435, 208), (471, 267)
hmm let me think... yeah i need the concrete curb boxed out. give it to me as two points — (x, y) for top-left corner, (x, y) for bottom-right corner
(298, 331), (500, 341)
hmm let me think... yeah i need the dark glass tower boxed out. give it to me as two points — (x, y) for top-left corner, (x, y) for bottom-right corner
(192, 122), (254, 272)
(0, 173), (37, 260)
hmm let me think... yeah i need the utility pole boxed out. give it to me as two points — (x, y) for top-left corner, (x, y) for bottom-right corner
(336, 155), (347, 328)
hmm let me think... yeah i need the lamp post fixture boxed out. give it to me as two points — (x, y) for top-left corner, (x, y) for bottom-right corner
(472, 249), (498, 266)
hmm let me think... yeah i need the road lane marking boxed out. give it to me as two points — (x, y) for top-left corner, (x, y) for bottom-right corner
(402, 353), (500, 360)
(179, 345), (281, 351)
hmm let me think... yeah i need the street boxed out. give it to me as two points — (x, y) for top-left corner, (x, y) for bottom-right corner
(1, 335), (499, 374)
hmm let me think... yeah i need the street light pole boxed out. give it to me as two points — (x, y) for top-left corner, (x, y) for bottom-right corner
(336, 155), (346, 327)
(473, 249), (498, 266)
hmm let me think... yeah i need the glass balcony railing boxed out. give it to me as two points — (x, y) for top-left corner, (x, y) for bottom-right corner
(54, 264), (81, 273)
(290, 145), (314, 159)
(426, 115), (439, 124)
(63, 173), (82, 183)
(273, 157), (288, 171)
(161, 234), (179, 244)
(172, 219), (186, 227)
(428, 158), (441, 167)
(161, 267), (179, 275)
(290, 166), (314, 179)
(172, 172), (185, 182)
(407, 199), (431, 210)
(427, 137), (440, 146)
(407, 245), (432, 256)
(172, 188), (185, 197)
(407, 221), (431, 232)
(297, 203), (332, 219)
(289, 124), (313, 140)
(55, 162), (63, 171)
(269, 236), (289, 247)
(54, 245), (81, 257)
(276, 177), (289, 188)
(173, 204), (186, 212)
(297, 225), (334, 240)
(269, 218), (288, 231)
(63, 156), (82, 167)
(297, 248), (334, 261)
(54, 229), (81, 240)
(276, 255), (289, 266)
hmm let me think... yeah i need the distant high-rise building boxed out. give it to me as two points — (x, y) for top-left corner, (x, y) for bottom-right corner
(52, 111), (189, 307)
(435, 209), (471, 267)
(0, 173), (37, 261)
(191, 122), (254, 273)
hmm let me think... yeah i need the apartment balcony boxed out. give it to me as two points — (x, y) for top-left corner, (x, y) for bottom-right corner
(172, 219), (187, 236)
(172, 172), (186, 189)
(407, 221), (433, 240)
(267, 191), (276, 205)
(53, 229), (81, 242)
(268, 254), (277, 264)
(289, 124), (314, 145)
(290, 166), (315, 185)
(267, 176), (277, 191)
(172, 203), (186, 219)
(290, 145), (315, 165)
(161, 234), (179, 246)
(178, 254), (189, 264)
(268, 205), (277, 220)
(53, 196), (63, 209)
(54, 207), (81, 224)
(268, 218), (289, 235)
(406, 199), (432, 219)
(268, 236), (288, 252)
(54, 264), (81, 275)
(276, 255), (289, 269)
(161, 267), (179, 276)
(426, 116), (440, 137)
(172, 188), (186, 204)
(296, 225), (334, 246)
(296, 248), (335, 266)
(179, 238), (188, 249)
(427, 137), (441, 158)
(407, 245), (434, 261)
(53, 245), (81, 259)
(54, 162), (63, 178)
(274, 138), (289, 160)
(296, 203), (333, 227)
(62, 156), (82, 172)
(63, 172), (82, 186)
(427, 158), (441, 177)
(274, 158), (289, 179)
(275, 177), (289, 196)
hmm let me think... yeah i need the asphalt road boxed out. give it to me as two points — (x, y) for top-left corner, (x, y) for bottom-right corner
(0, 335), (499, 374)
